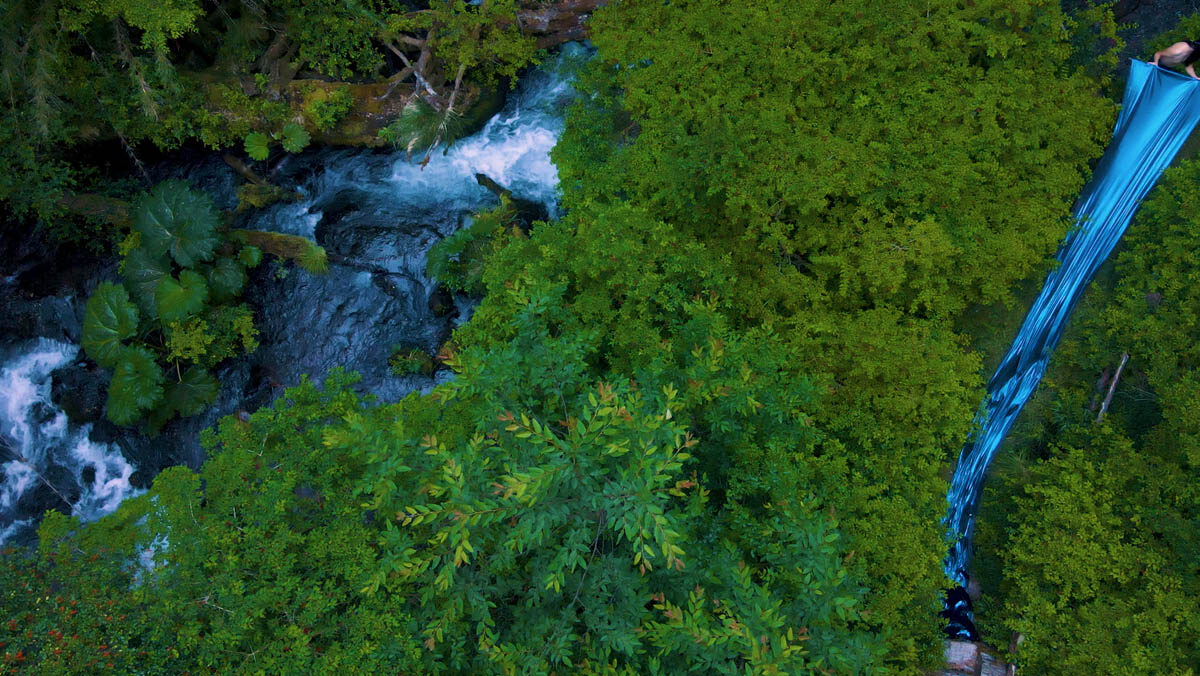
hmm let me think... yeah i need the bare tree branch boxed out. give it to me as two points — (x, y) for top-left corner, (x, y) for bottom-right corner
(1096, 353), (1130, 423)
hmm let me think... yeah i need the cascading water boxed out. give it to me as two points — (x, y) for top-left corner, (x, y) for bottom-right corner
(942, 61), (1200, 637)
(0, 44), (589, 543)
(222, 42), (589, 405)
(0, 339), (140, 543)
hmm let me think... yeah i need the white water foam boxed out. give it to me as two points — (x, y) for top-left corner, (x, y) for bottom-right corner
(0, 338), (140, 542)
(278, 43), (588, 236)
(390, 44), (582, 215)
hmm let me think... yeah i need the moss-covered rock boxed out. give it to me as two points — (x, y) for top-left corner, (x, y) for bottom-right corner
(188, 71), (492, 149)
(236, 183), (302, 212)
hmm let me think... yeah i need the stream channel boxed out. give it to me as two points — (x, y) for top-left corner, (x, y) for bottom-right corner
(0, 43), (590, 545)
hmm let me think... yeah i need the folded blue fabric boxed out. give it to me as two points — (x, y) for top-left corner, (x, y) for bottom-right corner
(945, 60), (1200, 581)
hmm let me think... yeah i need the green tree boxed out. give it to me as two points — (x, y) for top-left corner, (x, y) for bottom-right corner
(560, 0), (1120, 319)
(984, 436), (1199, 674)
(542, 2), (1123, 666)
(14, 286), (889, 674)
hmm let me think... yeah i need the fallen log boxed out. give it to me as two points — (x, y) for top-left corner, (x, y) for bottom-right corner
(224, 153), (268, 185)
(58, 193), (131, 226)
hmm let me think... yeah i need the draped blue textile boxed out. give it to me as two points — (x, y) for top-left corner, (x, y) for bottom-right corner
(944, 61), (1200, 581)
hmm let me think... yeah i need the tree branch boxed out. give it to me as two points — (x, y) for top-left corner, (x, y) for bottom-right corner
(223, 153), (268, 185)
(445, 62), (467, 115)
(386, 42), (438, 100)
(1096, 353), (1129, 423)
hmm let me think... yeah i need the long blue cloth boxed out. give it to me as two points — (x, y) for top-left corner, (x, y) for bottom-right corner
(944, 61), (1200, 581)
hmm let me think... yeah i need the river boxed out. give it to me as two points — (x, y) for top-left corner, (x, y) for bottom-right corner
(0, 43), (590, 544)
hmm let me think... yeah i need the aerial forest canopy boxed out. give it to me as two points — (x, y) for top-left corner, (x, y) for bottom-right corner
(3, 0), (1197, 674)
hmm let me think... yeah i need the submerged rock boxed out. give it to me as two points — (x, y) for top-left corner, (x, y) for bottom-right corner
(428, 285), (457, 318)
(0, 228), (98, 346)
(50, 361), (108, 425)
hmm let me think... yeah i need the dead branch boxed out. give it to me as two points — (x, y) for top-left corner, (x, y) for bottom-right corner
(386, 42), (439, 100)
(395, 34), (426, 48)
(445, 62), (467, 114)
(0, 437), (75, 510)
(375, 65), (416, 101)
(1096, 353), (1129, 423)
(223, 153), (268, 185)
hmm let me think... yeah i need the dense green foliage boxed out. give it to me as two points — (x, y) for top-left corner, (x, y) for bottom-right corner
(13, 302), (889, 674)
(971, 158), (1200, 674)
(426, 199), (522, 295)
(2, 372), (423, 674)
(0, 0), (539, 229)
(81, 181), (261, 427)
(560, 0), (1121, 316)
(9, 1), (1192, 674)
(539, 0), (1119, 666)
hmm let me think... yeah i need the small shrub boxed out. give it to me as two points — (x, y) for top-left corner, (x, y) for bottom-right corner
(389, 347), (434, 376)
(80, 183), (269, 428)
(427, 200), (516, 294)
(304, 86), (354, 131)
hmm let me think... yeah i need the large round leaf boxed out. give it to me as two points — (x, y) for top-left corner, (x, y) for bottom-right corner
(134, 180), (220, 268)
(281, 123), (310, 153)
(106, 346), (164, 426)
(244, 132), (270, 161)
(238, 245), (263, 268)
(156, 270), (209, 325)
(81, 282), (140, 369)
(122, 246), (172, 320)
(163, 366), (219, 417)
(207, 256), (247, 303)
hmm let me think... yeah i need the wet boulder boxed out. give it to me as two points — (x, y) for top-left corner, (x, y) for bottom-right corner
(427, 284), (457, 318)
(474, 173), (550, 226)
(51, 362), (109, 425)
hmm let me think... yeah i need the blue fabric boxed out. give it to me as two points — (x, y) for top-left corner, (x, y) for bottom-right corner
(944, 61), (1200, 581)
